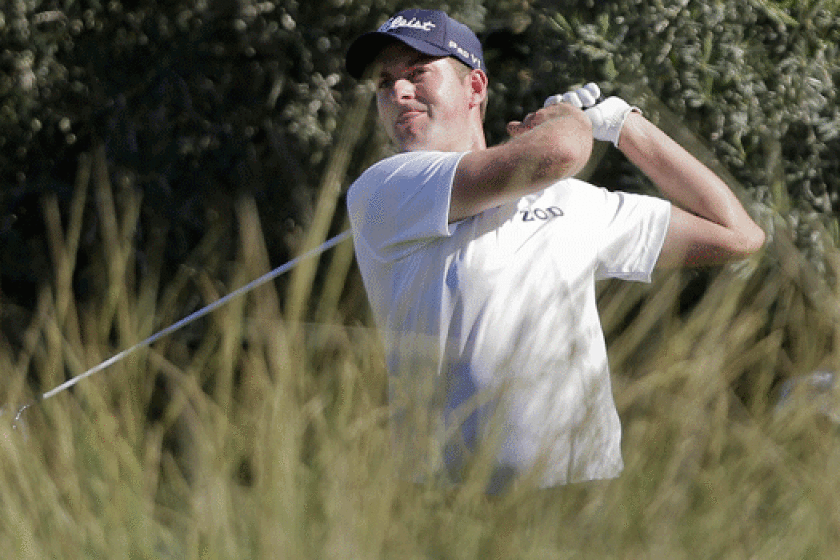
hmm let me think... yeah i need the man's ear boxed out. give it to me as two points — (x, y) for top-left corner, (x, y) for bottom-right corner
(469, 69), (489, 109)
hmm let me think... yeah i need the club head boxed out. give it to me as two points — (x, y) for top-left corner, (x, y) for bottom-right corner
(1, 402), (31, 441)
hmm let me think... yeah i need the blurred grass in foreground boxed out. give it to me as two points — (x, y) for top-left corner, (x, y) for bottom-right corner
(2, 149), (840, 560)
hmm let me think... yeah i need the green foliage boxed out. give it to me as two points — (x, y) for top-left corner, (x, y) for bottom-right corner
(1, 0), (388, 303)
(487, 1), (838, 235)
(1, 0), (839, 305)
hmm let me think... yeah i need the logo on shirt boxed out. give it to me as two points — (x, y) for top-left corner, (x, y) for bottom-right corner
(520, 206), (564, 222)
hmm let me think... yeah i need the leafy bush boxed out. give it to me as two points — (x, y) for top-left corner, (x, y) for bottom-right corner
(1, 0), (838, 311)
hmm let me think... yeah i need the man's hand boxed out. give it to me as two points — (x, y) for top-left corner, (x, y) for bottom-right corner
(545, 83), (639, 147)
(544, 82), (600, 109)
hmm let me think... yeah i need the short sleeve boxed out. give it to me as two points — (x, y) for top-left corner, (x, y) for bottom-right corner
(347, 151), (467, 262)
(594, 190), (671, 282)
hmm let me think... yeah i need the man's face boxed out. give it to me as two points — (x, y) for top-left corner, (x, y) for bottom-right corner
(372, 42), (475, 152)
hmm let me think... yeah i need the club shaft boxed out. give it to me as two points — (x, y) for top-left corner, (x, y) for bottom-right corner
(36, 229), (352, 403)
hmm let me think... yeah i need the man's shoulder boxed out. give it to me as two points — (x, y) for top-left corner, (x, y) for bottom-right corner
(357, 151), (464, 179)
(348, 151), (465, 205)
(347, 150), (465, 251)
(362, 151), (418, 172)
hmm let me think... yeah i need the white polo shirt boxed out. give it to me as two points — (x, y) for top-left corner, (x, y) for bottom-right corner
(347, 150), (671, 490)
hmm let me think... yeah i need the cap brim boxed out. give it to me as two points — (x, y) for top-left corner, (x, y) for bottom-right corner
(345, 31), (451, 80)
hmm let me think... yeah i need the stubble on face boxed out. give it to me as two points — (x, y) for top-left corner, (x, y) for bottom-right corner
(372, 43), (474, 153)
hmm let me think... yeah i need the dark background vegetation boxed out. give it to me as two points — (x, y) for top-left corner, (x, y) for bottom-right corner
(1, 0), (838, 331)
(2, 5), (839, 554)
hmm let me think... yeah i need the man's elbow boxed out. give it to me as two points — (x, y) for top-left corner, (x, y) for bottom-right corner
(561, 110), (593, 175)
(543, 130), (593, 180)
(533, 107), (592, 177)
(569, 133), (594, 176)
(659, 212), (766, 268)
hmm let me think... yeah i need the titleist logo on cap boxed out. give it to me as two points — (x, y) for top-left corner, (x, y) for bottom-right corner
(345, 9), (484, 79)
(380, 15), (437, 32)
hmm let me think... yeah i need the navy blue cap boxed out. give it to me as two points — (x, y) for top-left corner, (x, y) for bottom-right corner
(346, 9), (485, 79)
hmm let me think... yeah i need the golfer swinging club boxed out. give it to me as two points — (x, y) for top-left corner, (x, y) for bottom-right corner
(345, 9), (764, 492)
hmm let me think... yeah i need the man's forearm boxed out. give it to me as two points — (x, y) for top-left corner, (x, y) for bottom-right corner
(450, 103), (593, 221)
(618, 112), (765, 253)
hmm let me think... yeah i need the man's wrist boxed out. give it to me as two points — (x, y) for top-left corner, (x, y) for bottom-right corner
(585, 97), (641, 147)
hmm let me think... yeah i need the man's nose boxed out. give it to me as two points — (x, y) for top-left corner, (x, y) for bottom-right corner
(393, 78), (415, 99)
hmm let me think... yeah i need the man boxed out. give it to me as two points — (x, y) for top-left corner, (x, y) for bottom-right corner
(344, 9), (764, 492)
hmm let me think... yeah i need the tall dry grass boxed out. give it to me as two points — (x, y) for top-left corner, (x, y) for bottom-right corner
(2, 143), (840, 559)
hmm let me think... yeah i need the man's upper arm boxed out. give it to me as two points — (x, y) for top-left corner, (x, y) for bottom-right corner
(656, 205), (763, 269)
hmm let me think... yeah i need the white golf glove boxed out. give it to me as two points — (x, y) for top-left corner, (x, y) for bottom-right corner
(544, 83), (640, 147)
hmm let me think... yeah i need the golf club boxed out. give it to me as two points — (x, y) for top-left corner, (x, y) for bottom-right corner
(1, 229), (353, 431)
